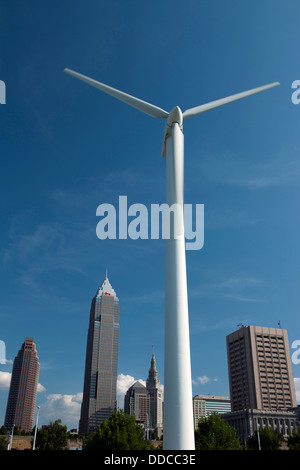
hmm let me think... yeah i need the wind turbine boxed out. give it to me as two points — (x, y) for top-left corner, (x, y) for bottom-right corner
(64, 67), (279, 450)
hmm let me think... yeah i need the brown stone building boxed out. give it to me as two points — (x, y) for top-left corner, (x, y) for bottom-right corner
(226, 325), (297, 412)
(5, 337), (40, 433)
(224, 325), (298, 442)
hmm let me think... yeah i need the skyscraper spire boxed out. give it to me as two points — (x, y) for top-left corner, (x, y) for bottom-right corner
(146, 352), (163, 437)
(96, 274), (118, 299)
(148, 352), (158, 384)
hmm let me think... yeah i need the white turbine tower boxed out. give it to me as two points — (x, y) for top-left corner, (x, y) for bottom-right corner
(64, 68), (279, 450)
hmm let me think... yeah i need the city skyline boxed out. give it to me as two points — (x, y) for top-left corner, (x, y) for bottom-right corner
(2, 321), (298, 434)
(1, 1), (300, 430)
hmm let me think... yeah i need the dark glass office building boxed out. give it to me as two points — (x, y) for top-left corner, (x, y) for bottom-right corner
(124, 381), (150, 427)
(79, 275), (119, 434)
(5, 337), (40, 433)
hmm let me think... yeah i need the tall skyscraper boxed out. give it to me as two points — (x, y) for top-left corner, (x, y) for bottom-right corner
(79, 275), (119, 434)
(146, 352), (163, 435)
(124, 381), (150, 428)
(5, 337), (40, 433)
(226, 325), (297, 412)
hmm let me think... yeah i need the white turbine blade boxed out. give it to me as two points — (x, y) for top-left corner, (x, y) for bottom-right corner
(64, 68), (169, 119)
(182, 82), (280, 119)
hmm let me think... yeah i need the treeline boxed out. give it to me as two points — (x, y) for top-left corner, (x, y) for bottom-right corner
(1, 411), (300, 450)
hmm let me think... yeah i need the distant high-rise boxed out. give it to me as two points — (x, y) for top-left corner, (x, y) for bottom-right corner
(192, 395), (231, 429)
(79, 275), (119, 434)
(124, 381), (150, 427)
(5, 337), (40, 433)
(226, 325), (297, 412)
(146, 353), (163, 435)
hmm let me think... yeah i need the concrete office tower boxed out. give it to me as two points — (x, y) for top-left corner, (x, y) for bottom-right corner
(79, 275), (119, 434)
(124, 381), (150, 428)
(146, 353), (163, 436)
(5, 337), (40, 433)
(193, 395), (231, 429)
(226, 325), (297, 412)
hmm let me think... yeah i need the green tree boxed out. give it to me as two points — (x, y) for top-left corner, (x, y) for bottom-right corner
(0, 425), (8, 435)
(13, 425), (30, 436)
(195, 413), (241, 450)
(0, 435), (7, 450)
(287, 427), (300, 450)
(0, 426), (8, 451)
(83, 409), (154, 451)
(247, 427), (284, 450)
(35, 419), (69, 450)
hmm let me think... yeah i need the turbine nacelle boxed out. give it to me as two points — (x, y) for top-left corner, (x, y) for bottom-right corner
(167, 106), (183, 128)
(162, 106), (183, 157)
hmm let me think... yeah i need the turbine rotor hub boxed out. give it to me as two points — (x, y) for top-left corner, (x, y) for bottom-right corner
(167, 106), (183, 128)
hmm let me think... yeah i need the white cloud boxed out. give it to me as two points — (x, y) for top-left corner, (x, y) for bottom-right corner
(0, 371), (11, 389)
(193, 375), (218, 385)
(197, 375), (210, 385)
(117, 373), (137, 395)
(37, 383), (46, 393)
(38, 393), (83, 430)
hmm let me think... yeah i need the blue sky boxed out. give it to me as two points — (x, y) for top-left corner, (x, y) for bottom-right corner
(0, 0), (300, 430)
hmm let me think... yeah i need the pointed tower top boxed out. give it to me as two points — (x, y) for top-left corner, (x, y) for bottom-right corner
(151, 351), (157, 368)
(146, 350), (160, 391)
(96, 273), (118, 300)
